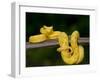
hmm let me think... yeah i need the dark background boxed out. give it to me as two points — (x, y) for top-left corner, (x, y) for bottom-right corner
(26, 12), (89, 67)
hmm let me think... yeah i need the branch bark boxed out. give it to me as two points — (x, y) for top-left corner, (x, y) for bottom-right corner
(26, 37), (89, 49)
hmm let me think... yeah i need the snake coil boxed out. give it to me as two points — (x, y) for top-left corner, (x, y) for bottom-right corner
(29, 25), (84, 64)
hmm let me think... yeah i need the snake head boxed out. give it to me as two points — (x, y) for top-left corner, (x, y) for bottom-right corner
(40, 25), (53, 35)
(71, 31), (80, 38)
(70, 31), (80, 48)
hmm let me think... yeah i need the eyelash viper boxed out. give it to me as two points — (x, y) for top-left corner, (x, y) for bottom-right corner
(29, 25), (84, 64)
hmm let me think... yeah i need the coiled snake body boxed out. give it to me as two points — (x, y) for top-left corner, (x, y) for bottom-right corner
(29, 26), (84, 64)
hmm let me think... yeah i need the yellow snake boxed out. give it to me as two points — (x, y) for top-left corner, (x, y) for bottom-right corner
(29, 25), (84, 64)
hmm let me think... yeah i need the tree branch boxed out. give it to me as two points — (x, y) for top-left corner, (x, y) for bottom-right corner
(26, 37), (89, 49)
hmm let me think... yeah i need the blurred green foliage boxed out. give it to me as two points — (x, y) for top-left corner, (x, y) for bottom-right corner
(26, 12), (89, 67)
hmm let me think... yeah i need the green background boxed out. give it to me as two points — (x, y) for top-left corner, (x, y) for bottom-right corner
(26, 12), (89, 67)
